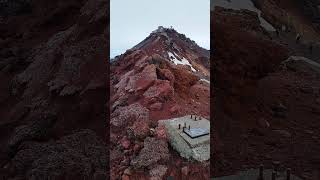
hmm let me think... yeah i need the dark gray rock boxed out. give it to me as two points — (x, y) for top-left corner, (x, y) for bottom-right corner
(130, 137), (169, 169)
(8, 129), (106, 179)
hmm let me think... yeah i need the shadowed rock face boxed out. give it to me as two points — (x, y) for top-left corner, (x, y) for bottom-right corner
(0, 0), (108, 179)
(8, 129), (107, 179)
(0, 0), (32, 16)
(212, 5), (320, 179)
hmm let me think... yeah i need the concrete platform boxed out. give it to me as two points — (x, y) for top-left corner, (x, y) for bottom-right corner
(160, 115), (210, 162)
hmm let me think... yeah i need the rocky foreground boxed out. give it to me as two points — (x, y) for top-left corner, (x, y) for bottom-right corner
(0, 0), (108, 179)
(212, 3), (320, 179)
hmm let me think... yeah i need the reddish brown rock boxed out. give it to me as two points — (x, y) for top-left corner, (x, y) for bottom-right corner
(157, 68), (175, 86)
(121, 174), (130, 180)
(143, 80), (174, 105)
(132, 120), (150, 139)
(169, 105), (180, 114)
(120, 137), (131, 149)
(110, 103), (149, 130)
(181, 166), (189, 176)
(149, 102), (163, 111)
(133, 144), (141, 154)
(155, 125), (167, 140)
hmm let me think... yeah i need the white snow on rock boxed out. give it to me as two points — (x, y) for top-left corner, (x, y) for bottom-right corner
(199, 79), (210, 84)
(167, 52), (197, 72)
(211, 0), (276, 32)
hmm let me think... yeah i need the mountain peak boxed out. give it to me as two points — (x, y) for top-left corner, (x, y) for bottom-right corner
(113, 26), (209, 77)
(130, 26), (208, 61)
(151, 26), (174, 34)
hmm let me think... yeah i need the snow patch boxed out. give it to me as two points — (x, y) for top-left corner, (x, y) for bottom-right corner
(167, 52), (197, 72)
(199, 79), (210, 84)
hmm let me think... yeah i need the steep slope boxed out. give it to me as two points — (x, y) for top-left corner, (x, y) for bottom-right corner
(110, 27), (210, 179)
(115, 26), (210, 77)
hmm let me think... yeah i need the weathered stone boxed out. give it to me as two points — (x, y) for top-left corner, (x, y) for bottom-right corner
(111, 103), (149, 129)
(169, 105), (180, 114)
(120, 137), (131, 149)
(9, 129), (106, 179)
(130, 137), (169, 169)
(155, 125), (167, 140)
(181, 166), (189, 176)
(7, 112), (57, 155)
(132, 120), (150, 139)
(273, 129), (292, 138)
(121, 174), (130, 180)
(143, 80), (174, 104)
(149, 165), (168, 180)
(149, 102), (163, 111)
(123, 168), (133, 176)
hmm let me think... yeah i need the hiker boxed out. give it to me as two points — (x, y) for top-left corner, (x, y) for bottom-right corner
(295, 33), (301, 44)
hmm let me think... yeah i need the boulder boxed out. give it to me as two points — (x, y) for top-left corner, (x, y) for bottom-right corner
(181, 166), (189, 176)
(143, 80), (174, 105)
(130, 137), (169, 169)
(149, 165), (168, 180)
(149, 102), (163, 111)
(155, 125), (167, 140)
(124, 64), (157, 93)
(132, 120), (150, 139)
(110, 103), (149, 130)
(120, 137), (131, 149)
(157, 68), (175, 86)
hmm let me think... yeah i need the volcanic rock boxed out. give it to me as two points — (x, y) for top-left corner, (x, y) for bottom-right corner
(181, 166), (189, 176)
(132, 120), (150, 139)
(8, 129), (106, 179)
(130, 137), (169, 169)
(149, 165), (168, 180)
(120, 137), (131, 150)
(7, 112), (57, 156)
(155, 125), (167, 140)
(149, 102), (163, 111)
(110, 103), (149, 130)
(169, 105), (180, 114)
(143, 80), (174, 105)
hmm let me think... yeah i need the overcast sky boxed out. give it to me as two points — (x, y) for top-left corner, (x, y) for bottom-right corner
(110, 0), (210, 58)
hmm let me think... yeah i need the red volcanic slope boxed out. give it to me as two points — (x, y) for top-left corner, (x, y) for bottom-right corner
(110, 27), (210, 179)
